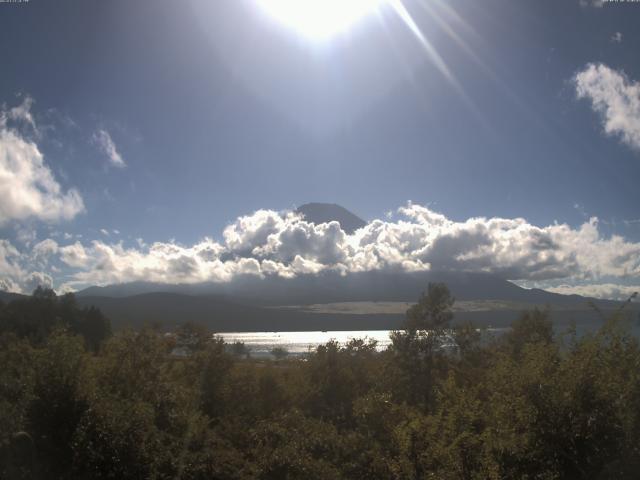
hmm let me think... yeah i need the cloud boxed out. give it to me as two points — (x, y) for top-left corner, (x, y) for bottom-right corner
(0, 240), (24, 292)
(3, 204), (640, 299)
(575, 63), (640, 151)
(32, 238), (59, 264)
(59, 241), (90, 268)
(579, 0), (604, 7)
(92, 129), (126, 168)
(545, 283), (639, 301)
(0, 100), (85, 224)
(22, 271), (53, 292)
(0, 239), (52, 294)
(611, 32), (623, 44)
(7, 96), (36, 131)
(31, 203), (638, 296)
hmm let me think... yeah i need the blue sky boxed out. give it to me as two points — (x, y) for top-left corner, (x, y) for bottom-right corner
(1, 0), (640, 298)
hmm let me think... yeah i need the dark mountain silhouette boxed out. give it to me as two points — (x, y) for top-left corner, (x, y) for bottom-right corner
(70, 267), (634, 331)
(76, 270), (609, 307)
(76, 292), (404, 332)
(2, 271), (630, 332)
(296, 203), (366, 234)
(0, 291), (26, 304)
(73, 290), (626, 333)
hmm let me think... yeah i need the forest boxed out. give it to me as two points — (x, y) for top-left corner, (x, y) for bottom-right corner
(1, 284), (640, 479)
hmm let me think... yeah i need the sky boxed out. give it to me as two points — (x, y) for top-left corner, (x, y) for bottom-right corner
(1, 0), (640, 299)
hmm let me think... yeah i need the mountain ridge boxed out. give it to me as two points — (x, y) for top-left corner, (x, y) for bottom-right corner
(295, 202), (367, 234)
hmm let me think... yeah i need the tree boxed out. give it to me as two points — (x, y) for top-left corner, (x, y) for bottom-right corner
(231, 340), (250, 358)
(405, 282), (455, 333)
(75, 306), (111, 352)
(0, 290), (111, 351)
(270, 346), (289, 361)
(27, 331), (88, 477)
(175, 321), (211, 354)
(197, 338), (234, 419)
(505, 307), (553, 357)
(386, 283), (456, 410)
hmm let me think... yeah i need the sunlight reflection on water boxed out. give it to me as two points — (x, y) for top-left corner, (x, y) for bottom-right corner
(217, 329), (505, 357)
(219, 330), (393, 355)
(217, 320), (640, 358)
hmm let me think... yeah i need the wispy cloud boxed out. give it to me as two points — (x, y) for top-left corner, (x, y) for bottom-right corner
(92, 129), (126, 168)
(579, 0), (604, 8)
(7, 96), (36, 131)
(611, 32), (623, 44)
(575, 63), (640, 151)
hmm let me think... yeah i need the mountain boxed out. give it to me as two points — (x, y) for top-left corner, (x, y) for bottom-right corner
(76, 292), (403, 332)
(76, 270), (608, 307)
(4, 270), (630, 332)
(66, 202), (629, 330)
(74, 288), (629, 333)
(296, 203), (366, 234)
(70, 266), (636, 332)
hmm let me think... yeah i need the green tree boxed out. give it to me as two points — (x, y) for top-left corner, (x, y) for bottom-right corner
(405, 282), (455, 332)
(231, 340), (250, 358)
(387, 282), (455, 410)
(197, 337), (234, 419)
(504, 307), (553, 357)
(26, 330), (88, 478)
(270, 346), (289, 361)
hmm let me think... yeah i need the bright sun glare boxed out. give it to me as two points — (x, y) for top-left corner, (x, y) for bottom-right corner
(256, 0), (389, 39)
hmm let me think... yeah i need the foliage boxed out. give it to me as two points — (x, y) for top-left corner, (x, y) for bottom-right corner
(231, 340), (251, 358)
(270, 346), (289, 360)
(0, 287), (111, 351)
(2, 287), (640, 479)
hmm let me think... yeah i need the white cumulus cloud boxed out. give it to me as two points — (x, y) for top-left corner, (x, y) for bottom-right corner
(43, 204), (640, 296)
(575, 63), (640, 151)
(4, 204), (640, 300)
(0, 100), (85, 224)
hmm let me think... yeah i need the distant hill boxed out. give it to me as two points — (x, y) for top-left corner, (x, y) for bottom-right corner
(3, 272), (632, 332)
(0, 291), (26, 304)
(76, 292), (404, 332)
(74, 291), (630, 333)
(69, 269), (636, 331)
(296, 203), (366, 234)
(76, 270), (612, 308)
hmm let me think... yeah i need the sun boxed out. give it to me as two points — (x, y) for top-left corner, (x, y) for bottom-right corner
(255, 0), (389, 39)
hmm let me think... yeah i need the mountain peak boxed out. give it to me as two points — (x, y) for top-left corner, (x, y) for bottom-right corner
(296, 203), (366, 234)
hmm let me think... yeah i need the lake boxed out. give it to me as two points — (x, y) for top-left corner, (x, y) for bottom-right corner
(217, 329), (505, 357)
(218, 319), (640, 358)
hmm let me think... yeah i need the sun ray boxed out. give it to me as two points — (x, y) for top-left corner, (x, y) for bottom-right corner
(388, 0), (491, 135)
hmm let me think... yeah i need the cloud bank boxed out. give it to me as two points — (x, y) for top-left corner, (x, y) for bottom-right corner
(0, 99), (84, 224)
(545, 283), (639, 301)
(2, 203), (640, 298)
(575, 63), (640, 151)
